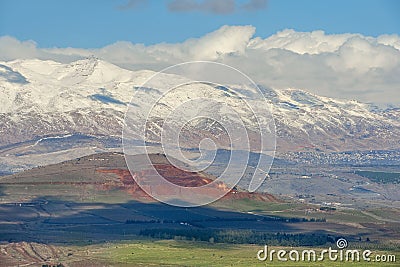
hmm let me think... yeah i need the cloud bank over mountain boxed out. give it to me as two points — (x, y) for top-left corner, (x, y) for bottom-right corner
(1, 25), (399, 106)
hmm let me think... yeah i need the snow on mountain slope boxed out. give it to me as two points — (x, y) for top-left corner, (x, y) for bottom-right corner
(0, 57), (151, 145)
(269, 88), (399, 151)
(0, 57), (399, 154)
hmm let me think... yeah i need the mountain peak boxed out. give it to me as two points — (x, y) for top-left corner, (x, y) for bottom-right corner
(0, 58), (399, 154)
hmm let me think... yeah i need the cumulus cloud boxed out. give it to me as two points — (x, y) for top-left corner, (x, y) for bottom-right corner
(0, 26), (399, 106)
(92, 25), (255, 67)
(0, 36), (39, 61)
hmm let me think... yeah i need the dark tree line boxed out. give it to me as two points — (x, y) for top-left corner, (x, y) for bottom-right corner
(139, 228), (335, 247)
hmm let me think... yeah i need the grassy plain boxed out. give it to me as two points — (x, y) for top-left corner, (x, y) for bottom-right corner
(106, 240), (399, 267)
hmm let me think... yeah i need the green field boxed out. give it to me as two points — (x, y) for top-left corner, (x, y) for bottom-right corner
(106, 240), (399, 267)
(214, 198), (381, 224)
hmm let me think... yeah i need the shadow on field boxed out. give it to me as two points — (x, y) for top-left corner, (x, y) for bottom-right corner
(0, 196), (319, 245)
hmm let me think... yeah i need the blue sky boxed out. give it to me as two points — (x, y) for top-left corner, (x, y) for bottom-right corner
(0, 0), (399, 48)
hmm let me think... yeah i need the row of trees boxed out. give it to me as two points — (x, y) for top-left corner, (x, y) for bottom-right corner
(139, 229), (335, 246)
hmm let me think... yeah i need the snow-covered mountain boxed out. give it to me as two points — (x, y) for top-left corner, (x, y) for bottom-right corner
(0, 57), (399, 168)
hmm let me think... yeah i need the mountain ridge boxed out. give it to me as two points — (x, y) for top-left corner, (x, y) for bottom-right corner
(0, 57), (399, 155)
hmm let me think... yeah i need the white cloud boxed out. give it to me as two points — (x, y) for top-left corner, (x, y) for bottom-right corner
(377, 34), (400, 50)
(327, 36), (400, 72)
(249, 29), (356, 54)
(0, 36), (39, 61)
(0, 26), (399, 106)
(182, 25), (255, 59)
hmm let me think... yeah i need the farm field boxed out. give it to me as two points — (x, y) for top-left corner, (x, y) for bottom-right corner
(1, 240), (398, 266)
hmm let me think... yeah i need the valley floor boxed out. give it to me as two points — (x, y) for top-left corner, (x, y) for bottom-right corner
(1, 240), (398, 267)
